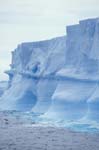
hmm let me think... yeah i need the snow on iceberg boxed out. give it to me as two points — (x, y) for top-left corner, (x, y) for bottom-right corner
(0, 18), (99, 122)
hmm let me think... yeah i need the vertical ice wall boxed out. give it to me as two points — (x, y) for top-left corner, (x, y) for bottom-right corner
(0, 36), (66, 112)
(44, 18), (99, 121)
(65, 18), (99, 74)
(0, 18), (99, 122)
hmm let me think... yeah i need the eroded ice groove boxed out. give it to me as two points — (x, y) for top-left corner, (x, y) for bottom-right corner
(0, 81), (8, 96)
(32, 79), (57, 114)
(0, 18), (99, 123)
(0, 75), (37, 111)
(43, 79), (97, 120)
(86, 84), (99, 120)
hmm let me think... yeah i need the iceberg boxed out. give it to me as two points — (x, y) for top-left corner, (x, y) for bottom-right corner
(0, 81), (8, 96)
(0, 18), (99, 122)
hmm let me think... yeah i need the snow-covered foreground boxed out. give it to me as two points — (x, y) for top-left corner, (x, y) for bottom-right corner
(0, 111), (99, 132)
(0, 111), (99, 150)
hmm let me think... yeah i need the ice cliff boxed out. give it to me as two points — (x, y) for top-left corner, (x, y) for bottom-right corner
(0, 18), (99, 121)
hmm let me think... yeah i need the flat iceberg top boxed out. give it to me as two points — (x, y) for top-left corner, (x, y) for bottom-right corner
(10, 17), (99, 78)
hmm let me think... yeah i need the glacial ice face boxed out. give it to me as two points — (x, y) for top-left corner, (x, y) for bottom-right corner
(0, 75), (37, 111)
(0, 36), (66, 112)
(0, 18), (99, 122)
(11, 36), (66, 75)
(0, 81), (8, 96)
(33, 79), (57, 114)
(87, 85), (99, 120)
(44, 80), (96, 120)
(65, 18), (99, 74)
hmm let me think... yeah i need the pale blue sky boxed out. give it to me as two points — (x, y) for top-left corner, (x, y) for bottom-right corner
(0, 0), (99, 80)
